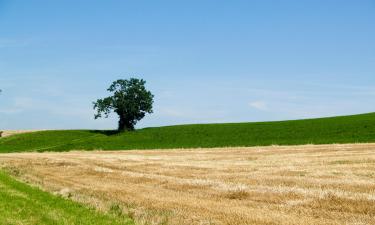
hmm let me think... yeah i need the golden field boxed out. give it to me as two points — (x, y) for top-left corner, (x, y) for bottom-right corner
(1, 144), (375, 225)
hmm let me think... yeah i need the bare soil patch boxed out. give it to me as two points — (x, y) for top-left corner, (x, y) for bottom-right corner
(0, 130), (41, 138)
(1, 144), (375, 224)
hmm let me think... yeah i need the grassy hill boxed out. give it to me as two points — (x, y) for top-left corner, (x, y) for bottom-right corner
(1, 113), (375, 153)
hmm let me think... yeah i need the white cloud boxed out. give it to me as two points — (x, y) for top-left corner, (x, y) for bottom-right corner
(159, 108), (187, 118)
(13, 97), (35, 109)
(0, 96), (92, 118)
(0, 39), (29, 48)
(249, 101), (268, 111)
(0, 108), (23, 114)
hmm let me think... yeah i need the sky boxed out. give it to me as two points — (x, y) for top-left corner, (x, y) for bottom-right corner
(0, 0), (374, 130)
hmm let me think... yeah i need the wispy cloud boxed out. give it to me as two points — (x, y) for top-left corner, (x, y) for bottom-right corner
(0, 96), (92, 118)
(159, 108), (187, 118)
(249, 101), (268, 111)
(0, 38), (29, 48)
(0, 97), (34, 114)
(144, 106), (232, 126)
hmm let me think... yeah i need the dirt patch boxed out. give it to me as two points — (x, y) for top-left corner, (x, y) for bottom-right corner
(1, 144), (375, 224)
(0, 130), (41, 138)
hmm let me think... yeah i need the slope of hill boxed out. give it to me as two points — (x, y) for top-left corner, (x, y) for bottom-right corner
(1, 113), (375, 153)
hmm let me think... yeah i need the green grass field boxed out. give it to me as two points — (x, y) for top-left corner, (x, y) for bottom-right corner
(0, 171), (134, 225)
(1, 113), (375, 153)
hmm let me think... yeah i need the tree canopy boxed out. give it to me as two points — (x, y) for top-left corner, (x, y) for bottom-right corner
(93, 78), (154, 131)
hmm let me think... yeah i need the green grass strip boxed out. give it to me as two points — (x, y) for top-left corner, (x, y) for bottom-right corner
(0, 171), (134, 225)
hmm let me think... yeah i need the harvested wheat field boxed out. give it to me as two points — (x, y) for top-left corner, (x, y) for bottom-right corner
(1, 144), (375, 225)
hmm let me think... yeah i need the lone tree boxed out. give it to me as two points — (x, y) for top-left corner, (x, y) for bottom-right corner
(93, 78), (154, 131)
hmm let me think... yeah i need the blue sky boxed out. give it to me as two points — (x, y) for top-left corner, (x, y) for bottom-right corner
(0, 0), (374, 129)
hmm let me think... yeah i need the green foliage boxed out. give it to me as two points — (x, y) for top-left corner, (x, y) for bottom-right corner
(1, 113), (375, 153)
(93, 78), (154, 131)
(0, 171), (134, 225)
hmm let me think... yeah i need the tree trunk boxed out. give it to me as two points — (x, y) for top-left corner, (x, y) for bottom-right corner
(118, 117), (134, 131)
(118, 117), (127, 131)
